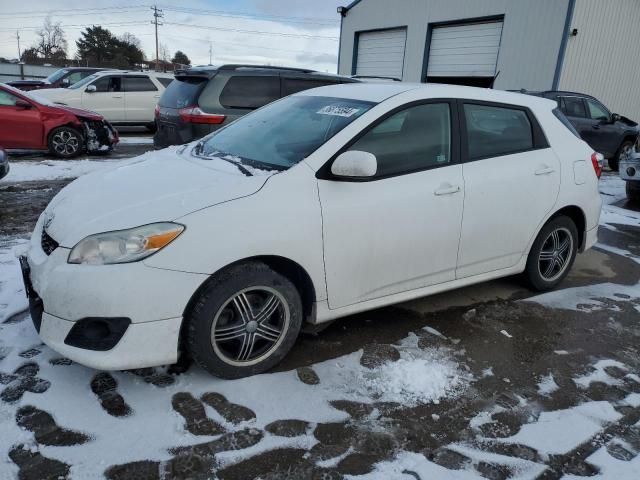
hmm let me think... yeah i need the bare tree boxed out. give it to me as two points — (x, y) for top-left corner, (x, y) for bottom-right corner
(159, 43), (170, 63)
(119, 32), (142, 50)
(35, 16), (67, 60)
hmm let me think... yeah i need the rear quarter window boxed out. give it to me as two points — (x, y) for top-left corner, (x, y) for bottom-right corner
(158, 78), (174, 88)
(219, 76), (280, 109)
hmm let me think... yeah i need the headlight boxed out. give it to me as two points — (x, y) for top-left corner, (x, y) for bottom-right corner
(68, 222), (184, 265)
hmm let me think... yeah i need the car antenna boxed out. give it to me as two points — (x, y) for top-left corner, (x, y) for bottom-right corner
(490, 70), (500, 89)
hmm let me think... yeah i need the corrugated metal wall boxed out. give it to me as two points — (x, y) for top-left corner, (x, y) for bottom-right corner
(559, 0), (640, 121)
(338, 0), (569, 90)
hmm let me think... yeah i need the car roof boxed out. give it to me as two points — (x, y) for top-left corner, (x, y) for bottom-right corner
(175, 64), (354, 81)
(90, 70), (174, 78)
(297, 82), (558, 108)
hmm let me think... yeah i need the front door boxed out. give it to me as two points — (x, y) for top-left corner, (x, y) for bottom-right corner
(457, 102), (560, 278)
(318, 101), (464, 309)
(0, 90), (42, 149)
(81, 75), (124, 122)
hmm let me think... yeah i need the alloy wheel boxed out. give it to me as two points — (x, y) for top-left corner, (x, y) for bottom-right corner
(210, 287), (290, 367)
(52, 130), (80, 156)
(537, 227), (574, 282)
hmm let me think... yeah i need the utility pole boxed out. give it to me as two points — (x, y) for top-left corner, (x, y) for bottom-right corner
(209, 42), (213, 65)
(151, 5), (163, 71)
(16, 30), (21, 60)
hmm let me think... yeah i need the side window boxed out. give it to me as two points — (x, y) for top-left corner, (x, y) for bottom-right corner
(0, 90), (19, 106)
(586, 99), (610, 121)
(92, 76), (122, 93)
(158, 78), (174, 88)
(65, 72), (84, 85)
(124, 76), (158, 92)
(348, 103), (451, 177)
(464, 103), (533, 159)
(282, 78), (336, 96)
(560, 96), (587, 118)
(219, 76), (280, 109)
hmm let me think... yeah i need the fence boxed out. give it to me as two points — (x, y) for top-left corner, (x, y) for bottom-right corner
(0, 63), (59, 83)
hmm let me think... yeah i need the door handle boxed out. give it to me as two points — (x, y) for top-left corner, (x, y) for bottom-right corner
(535, 166), (555, 175)
(592, 125), (600, 130)
(434, 184), (461, 196)
(112, 95), (123, 99)
(153, 95), (160, 98)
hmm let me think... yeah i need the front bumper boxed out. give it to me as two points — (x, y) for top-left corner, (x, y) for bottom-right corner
(22, 219), (208, 370)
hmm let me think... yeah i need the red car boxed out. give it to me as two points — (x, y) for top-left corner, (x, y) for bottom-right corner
(0, 83), (118, 158)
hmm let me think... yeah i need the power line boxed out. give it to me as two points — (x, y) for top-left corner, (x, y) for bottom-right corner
(160, 6), (338, 26)
(163, 21), (339, 40)
(0, 5), (150, 16)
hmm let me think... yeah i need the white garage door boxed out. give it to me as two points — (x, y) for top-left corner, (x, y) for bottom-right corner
(355, 28), (407, 80)
(427, 21), (503, 77)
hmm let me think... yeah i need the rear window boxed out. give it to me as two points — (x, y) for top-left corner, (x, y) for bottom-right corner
(464, 103), (533, 160)
(159, 76), (207, 109)
(219, 76), (280, 109)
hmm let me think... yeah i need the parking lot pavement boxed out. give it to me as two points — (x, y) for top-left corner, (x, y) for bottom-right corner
(1, 163), (640, 478)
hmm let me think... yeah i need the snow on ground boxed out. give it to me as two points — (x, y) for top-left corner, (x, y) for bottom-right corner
(116, 136), (154, 145)
(537, 373), (559, 397)
(1, 159), (122, 183)
(599, 173), (640, 229)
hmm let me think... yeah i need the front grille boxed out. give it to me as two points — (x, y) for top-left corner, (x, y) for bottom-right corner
(41, 230), (59, 255)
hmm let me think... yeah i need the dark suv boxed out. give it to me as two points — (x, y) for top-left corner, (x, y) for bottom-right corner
(7, 67), (106, 91)
(154, 64), (358, 148)
(523, 90), (639, 171)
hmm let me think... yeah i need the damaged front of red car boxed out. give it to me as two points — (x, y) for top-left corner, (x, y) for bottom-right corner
(0, 84), (118, 159)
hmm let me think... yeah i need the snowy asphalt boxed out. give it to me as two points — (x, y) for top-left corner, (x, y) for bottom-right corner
(0, 143), (640, 479)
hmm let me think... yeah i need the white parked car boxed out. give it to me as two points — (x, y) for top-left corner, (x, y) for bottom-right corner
(21, 83), (602, 378)
(34, 70), (174, 128)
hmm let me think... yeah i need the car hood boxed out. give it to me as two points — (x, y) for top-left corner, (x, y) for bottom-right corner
(34, 88), (71, 100)
(50, 104), (103, 120)
(43, 147), (275, 247)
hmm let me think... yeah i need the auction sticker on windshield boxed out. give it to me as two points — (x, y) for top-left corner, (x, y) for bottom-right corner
(317, 105), (361, 117)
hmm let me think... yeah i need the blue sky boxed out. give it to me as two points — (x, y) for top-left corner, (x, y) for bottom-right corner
(0, 0), (344, 71)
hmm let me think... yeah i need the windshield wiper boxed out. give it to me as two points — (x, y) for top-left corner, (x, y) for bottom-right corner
(194, 145), (253, 177)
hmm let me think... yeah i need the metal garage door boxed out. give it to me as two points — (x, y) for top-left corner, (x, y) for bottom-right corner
(355, 28), (407, 80)
(427, 21), (503, 77)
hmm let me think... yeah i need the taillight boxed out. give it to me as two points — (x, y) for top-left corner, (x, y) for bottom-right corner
(591, 152), (603, 179)
(154, 105), (160, 119)
(178, 106), (226, 125)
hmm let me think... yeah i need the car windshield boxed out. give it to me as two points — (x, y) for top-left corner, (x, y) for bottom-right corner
(198, 95), (374, 169)
(45, 68), (69, 84)
(69, 74), (99, 90)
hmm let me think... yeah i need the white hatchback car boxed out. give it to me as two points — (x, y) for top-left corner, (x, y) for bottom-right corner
(34, 70), (174, 128)
(22, 83), (602, 378)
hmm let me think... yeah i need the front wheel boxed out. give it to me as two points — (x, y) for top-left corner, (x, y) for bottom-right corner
(524, 216), (578, 291)
(186, 262), (303, 379)
(48, 126), (84, 159)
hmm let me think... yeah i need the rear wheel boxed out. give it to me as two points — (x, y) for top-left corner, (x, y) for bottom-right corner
(524, 216), (578, 291)
(627, 181), (640, 203)
(186, 262), (303, 379)
(48, 126), (84, 159)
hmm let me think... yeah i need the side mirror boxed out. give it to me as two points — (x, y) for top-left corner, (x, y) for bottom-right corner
(60, 78), (70, 87)
(85, 85), (97, 93)
(331, 150), (377, 178)
(15, 99), (32, 109)
(611, 113), (621, 123)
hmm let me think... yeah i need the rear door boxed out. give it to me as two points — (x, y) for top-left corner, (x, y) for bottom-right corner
(583, 97), (619, 157)
(81, 75), (124, 122)
(123, 75), (161, 123)
(0, 89), (43, 149)
(457, 101), (560, 278)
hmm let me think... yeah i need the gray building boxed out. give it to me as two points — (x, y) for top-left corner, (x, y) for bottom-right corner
(337, 0), (640, 121)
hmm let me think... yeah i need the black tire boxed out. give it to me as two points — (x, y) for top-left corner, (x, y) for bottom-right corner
(610, 140), (634, 172)
(48, 126), (84, 159)
(524, 216), (579, 291)
(627, 181), (640, 203)
(186, 262), (303, 379)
